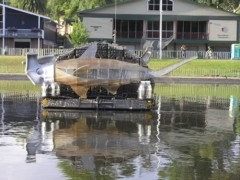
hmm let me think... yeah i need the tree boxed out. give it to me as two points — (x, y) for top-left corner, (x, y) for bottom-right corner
(1, 0), (10, 5)
(47, 0), (106, 20)
(10, 0), (47, 14)
(217, 0), (239, 12)
(46, 0), (68, 20)
(66, 19), (89, 47)
(193, 0), (239, 12)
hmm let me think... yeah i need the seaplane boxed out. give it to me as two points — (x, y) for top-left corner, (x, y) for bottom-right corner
(25, 42), (196, 99)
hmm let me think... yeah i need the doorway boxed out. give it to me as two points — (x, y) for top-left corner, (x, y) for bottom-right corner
(15, 41), (30, 48)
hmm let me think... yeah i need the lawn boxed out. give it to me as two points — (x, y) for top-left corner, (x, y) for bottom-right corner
(0, 56), (26, 73)
(154, 84), (240, 98)
(147, 59), (181, 70)
(0, 81), (41, 93)
(148, 59), (240, 77)
(0, 56), (240, 77)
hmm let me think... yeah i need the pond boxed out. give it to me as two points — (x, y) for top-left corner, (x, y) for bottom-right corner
(0, 83), (239, 180)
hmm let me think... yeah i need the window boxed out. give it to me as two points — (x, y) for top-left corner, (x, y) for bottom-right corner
(162, 21), (173, 38)
(177, 21), (207, 39)
(147, 21), (159, 38)
(147, 21), (173, 38)
(148, 0), (173, 11)
(148, 0), (159, 10)
(163, 0), (173, 11)
(116, 20), (143, 38)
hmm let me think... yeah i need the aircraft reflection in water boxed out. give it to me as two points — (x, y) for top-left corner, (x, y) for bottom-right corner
(25, 118), (54, 163)
(1, 92), (239, 179)
(7, 95), (236, 167)
(22, 95), (240, 179)
(36, 97), (212, 171)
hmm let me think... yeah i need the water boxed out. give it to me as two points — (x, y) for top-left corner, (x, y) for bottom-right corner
(0, 84), (240, 180)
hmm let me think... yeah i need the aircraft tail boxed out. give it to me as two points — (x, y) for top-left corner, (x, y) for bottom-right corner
(25, 54), (55, 85)
(79, 42), (98, 59)
(150, 56), (198, 78)
(25, 54), (42, 85)
(140, 46), (153, 66)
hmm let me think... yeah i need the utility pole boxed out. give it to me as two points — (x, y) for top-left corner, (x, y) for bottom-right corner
(113, 0), (117, 44)
(2, 0), (5, 55)
(159, 0), (162, 59)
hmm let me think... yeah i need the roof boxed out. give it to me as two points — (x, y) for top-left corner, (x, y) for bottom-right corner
(78, 0), (239, 17)
(0, 3), (51, 20)
(78, 0), (138, 14)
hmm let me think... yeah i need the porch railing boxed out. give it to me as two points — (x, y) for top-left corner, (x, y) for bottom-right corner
(0, 48), (71, 57)
(0, 29), (44, 39)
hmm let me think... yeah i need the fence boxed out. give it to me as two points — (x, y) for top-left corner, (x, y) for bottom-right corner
(1, 48), (71, 57)
(0, 92), (40, 102)
(151, 50), (231, 59)
(168, 69), (240, 78)
(0, 48), (232, 60)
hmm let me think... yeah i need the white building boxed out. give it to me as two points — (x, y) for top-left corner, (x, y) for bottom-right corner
(79, 0), (240, 52)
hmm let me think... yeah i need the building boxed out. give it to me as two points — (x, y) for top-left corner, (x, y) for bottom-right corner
(79, 0), (240, 52)
(0, 3), (57, 53)
(56, 18), (74, 48)
(57, 18), (73, 36)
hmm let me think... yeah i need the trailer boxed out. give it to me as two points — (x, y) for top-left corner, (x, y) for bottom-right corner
(41, 97), (155, 110)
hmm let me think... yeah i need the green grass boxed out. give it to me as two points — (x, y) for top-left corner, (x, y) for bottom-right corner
(147, 59), (181, 71)
(0, 81), (239, 98)
(154, 84), (240, 98)
(0, 81), (41, 93)
(1, 56), (240, 78)
(0, 56), (239, 100)
(148, 59), (240, 77)
(0, 56), (26, 73)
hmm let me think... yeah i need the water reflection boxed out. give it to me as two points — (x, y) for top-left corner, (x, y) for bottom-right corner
(41, 110), (174, 179)
(26, 119), (41, 163)
(1, 94), (5, 135)
(0, 91), (239, 179)
(39, 95), (239, 179)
